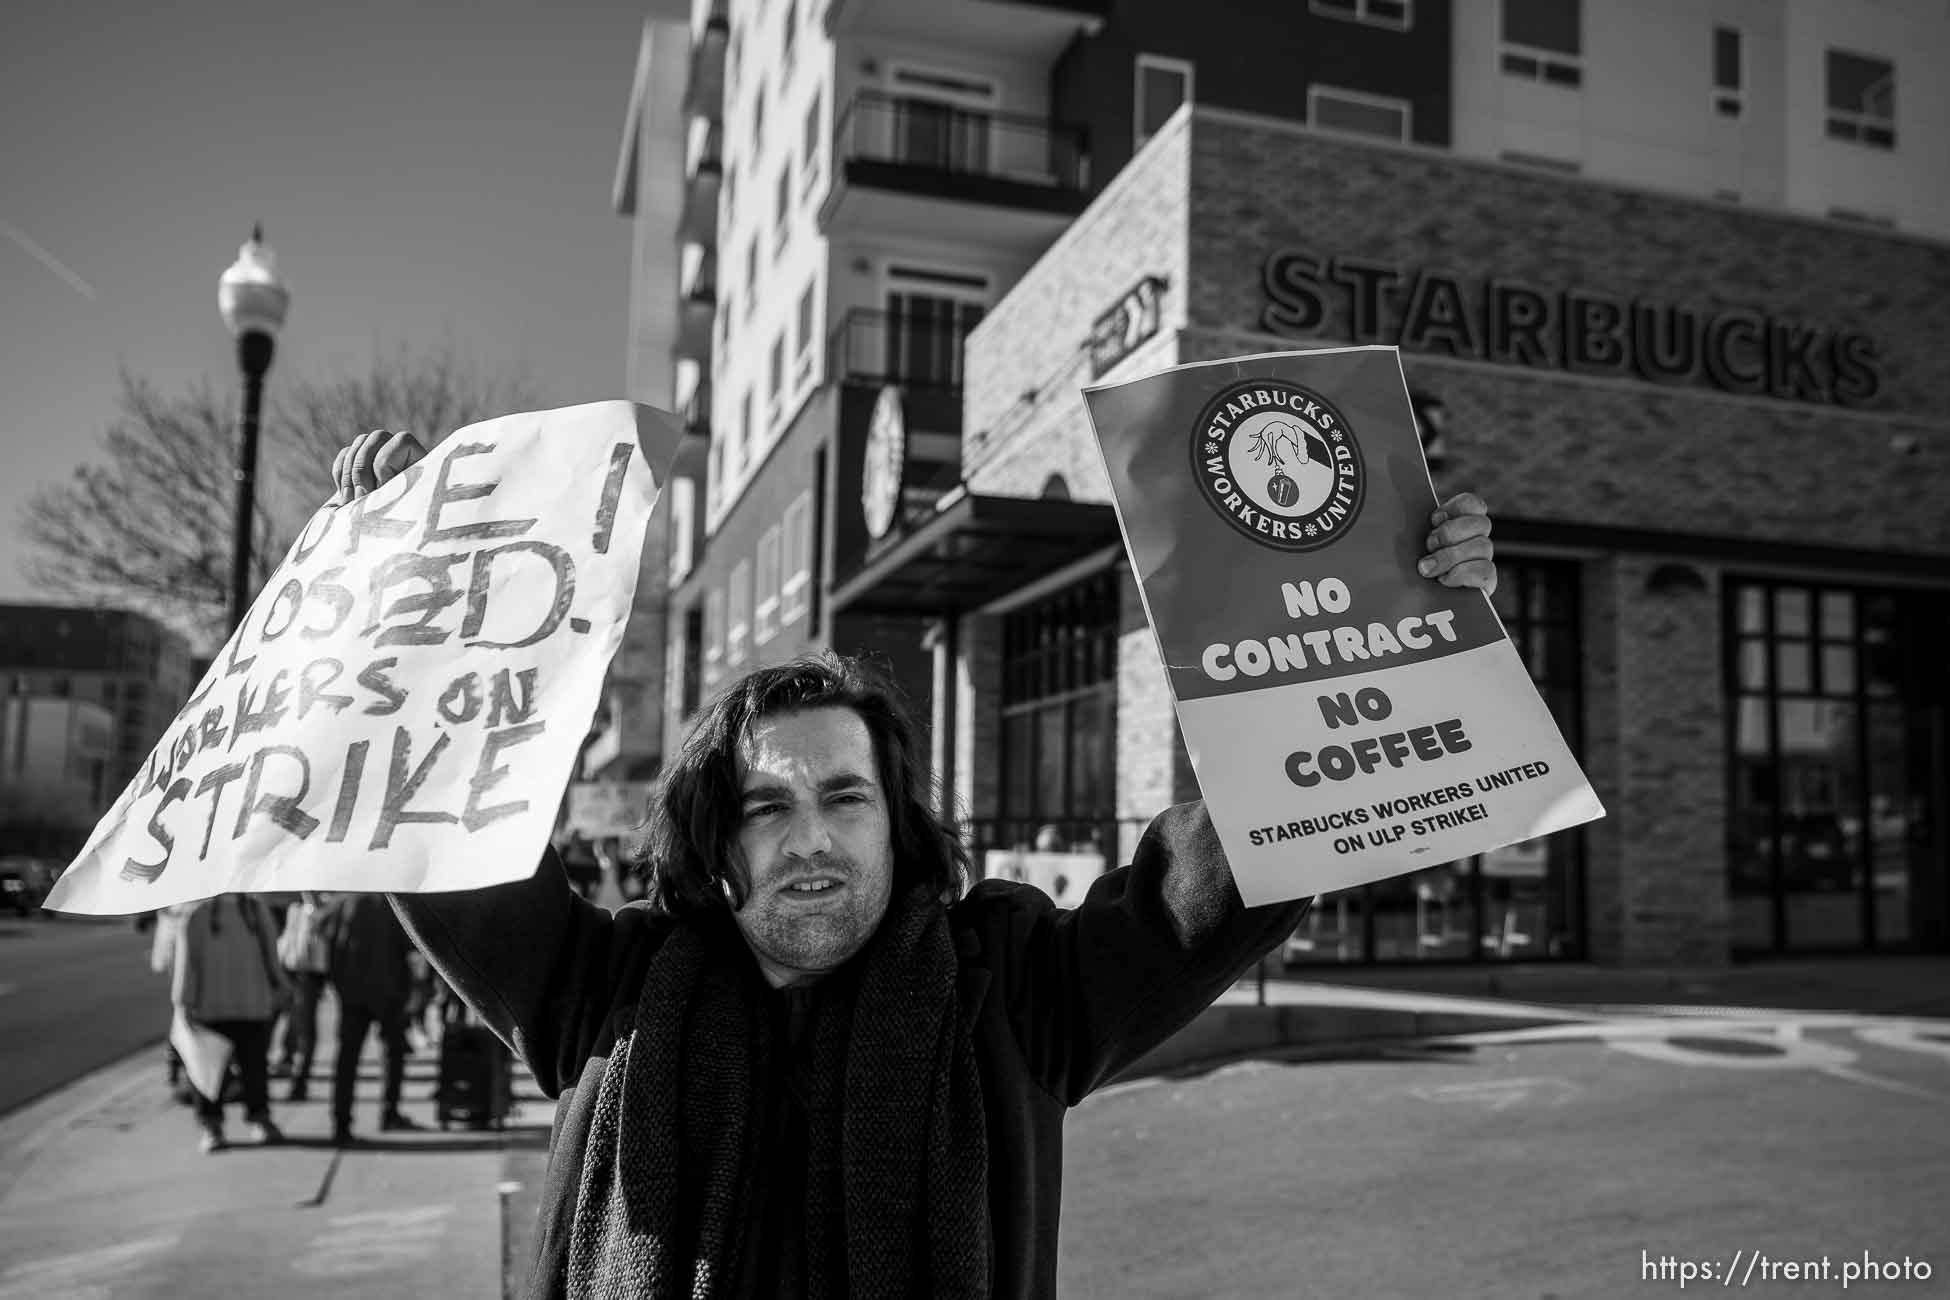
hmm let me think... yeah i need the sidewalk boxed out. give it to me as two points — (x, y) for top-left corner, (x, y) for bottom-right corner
(0, 994), (549, 1300)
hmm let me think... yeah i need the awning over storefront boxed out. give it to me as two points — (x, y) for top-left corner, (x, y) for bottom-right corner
(830, 486), (1122, 615)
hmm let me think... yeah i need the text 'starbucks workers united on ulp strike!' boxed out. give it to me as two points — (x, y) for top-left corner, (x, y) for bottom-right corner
(1082, 346), (1604, 907)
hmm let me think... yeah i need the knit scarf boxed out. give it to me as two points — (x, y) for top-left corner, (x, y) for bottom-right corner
(565, 882), (991, 1299)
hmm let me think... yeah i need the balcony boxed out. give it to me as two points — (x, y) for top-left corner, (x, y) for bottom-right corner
(823, 0), (1105, 61)
(678, 117), (723, 248)
(680, 375), (712, 443)
(676, 244), (716, 364)
(681, 13), (729, 120)
(819, 92), (1088, 258)
(827, 306), (984, 424)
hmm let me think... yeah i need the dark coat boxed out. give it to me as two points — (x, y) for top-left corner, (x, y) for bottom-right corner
(390, 799), (1308, 1299)
(322, 892), (415, 1010)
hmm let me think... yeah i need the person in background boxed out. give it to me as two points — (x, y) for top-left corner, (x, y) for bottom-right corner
(148, 903), (195, 1104)
(558, 832), (602, 902)
(321, 892), (419, 1146)
(271, 891), (334, 1102)
(171, 894), (291, 1153)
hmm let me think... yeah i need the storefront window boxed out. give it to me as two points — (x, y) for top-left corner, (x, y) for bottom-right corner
(989, 567), (1120, 858)
(1725, 579), (1949, 954)
(1290, 558), (1586, 965)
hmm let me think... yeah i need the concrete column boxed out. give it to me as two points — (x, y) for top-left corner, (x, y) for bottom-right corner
(954, 612), (1003, 839)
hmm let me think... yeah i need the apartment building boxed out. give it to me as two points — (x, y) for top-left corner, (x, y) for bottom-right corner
(621, 0), (1948, 965)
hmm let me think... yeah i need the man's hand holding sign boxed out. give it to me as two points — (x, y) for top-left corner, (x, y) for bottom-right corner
(1083, 345), (1602, 906)
(43, 402), (680, 915)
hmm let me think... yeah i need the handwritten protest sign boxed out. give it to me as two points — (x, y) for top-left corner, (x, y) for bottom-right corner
(44, 401), (680, 915)
(1082, 346), (1603, 906)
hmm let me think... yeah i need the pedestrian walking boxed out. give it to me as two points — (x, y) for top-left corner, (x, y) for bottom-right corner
(332, 427), (1498, 1296)
(169, 894), (291, 1153)
(148, 903), (195, 1104)
(271, 891), (333, 1102)
(320, 892), (419, 1146)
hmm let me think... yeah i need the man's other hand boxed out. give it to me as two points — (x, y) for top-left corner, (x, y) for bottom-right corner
(1417, 492), (1496, 597)
(329, 429), (428, 506)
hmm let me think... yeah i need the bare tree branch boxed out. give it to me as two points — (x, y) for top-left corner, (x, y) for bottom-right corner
(18, 347), (542, 656)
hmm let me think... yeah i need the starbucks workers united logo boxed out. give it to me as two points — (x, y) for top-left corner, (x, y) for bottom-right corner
(1189, 378), (1365, 552)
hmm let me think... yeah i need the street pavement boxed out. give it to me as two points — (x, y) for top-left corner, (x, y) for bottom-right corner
(1057, 1008), (1950, 1298)
(0, 914), (161, 1116)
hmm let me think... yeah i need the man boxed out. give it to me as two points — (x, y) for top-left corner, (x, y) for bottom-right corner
(320, 891), (420, 1145)
(333, 429), (1498, 1298)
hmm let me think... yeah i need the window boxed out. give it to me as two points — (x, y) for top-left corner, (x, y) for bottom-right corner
(1713, 27), (1743, 118)
(752, 82), (766, 165)
(768, 334), (785, 422)
(1000, 569), (1120, 833)
(680, 605), (703, 717)
(802, 89), (823, 196)
(667, 477), (696, 586)
(1825, 50), (1895, 149)
(1134, 54), (1193, 151)
(1309, 0), (1412, 31)
(728, 559), (751, 667)
(745, 236), (758, 319)
(884, 282), (986, 389)
(704, 586), (726, 688)
(737, 391), (752, 474)
(754, 525), (780, 644)
(1500, 0), (1582, 87)
(794, 282), (816, 387)
(1292, 560), (1586, 965)
(774, 163), (790, 257)
(1308, 85), (1412, 142)
(780, 492), (812, 623)
(707, 439), (724, 517)
(1724, 581), (1950, 953)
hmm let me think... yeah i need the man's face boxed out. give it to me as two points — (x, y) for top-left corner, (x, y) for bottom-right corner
(729, 706), (896, 988)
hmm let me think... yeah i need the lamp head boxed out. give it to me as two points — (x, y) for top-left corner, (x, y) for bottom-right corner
(218, 225), (290, 339)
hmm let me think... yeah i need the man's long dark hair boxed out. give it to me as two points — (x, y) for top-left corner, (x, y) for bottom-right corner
(637, 651), (971, 918)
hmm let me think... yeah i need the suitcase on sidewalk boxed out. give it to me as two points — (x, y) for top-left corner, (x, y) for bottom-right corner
(434, 1018), (513, 1131)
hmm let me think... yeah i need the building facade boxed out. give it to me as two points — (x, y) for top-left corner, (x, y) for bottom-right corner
(0, 605), (196, 855)
(626, 0), (1948, 965)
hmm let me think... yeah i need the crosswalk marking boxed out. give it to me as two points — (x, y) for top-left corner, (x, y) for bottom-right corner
(0, 1232), (178, 1300)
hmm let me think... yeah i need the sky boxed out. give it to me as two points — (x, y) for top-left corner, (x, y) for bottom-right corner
(0, 0), (685, 603)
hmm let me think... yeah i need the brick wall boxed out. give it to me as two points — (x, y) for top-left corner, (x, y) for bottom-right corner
(962, 111), (1192, 493)
(1582, 555), (1731, 964)
(1185, 109), (1950, 421)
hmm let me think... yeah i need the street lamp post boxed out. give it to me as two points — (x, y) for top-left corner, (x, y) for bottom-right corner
(217, 225), (290, 633)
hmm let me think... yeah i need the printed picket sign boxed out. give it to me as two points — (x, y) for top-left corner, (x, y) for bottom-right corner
(43, 401), (682, 915)
(1082, 346), (1604, 907)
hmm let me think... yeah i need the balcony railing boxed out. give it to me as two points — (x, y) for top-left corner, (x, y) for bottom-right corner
(680, 378), (712, 440)
(831, 90), (1088, 197)
(826, 306), (981, 394)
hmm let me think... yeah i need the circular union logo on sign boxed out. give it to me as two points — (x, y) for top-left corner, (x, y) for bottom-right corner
(1188, 378), (1364, 552)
